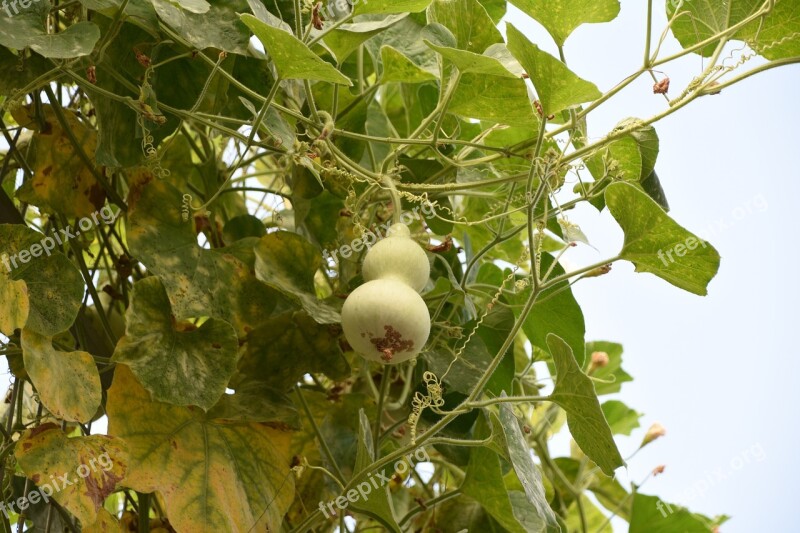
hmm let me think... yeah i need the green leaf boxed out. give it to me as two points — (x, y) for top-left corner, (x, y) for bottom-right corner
(462, 445), (544, 532)
(207, 382), (299, 427)
(499, 400), (560, 531)
(112, 277), (239, 410)
(380, 45), (439, 83)
(0, 225), (84, 337)
(589, 476), (631, 521)
(425, 41), (517, 77)
(324, 15), (408, 63)
(232, 311), (349, 390)
(89, 22), (151, 168)
(623, 119), (660, 180)
(450, 73), (537, 126)
(427, 0), (503, 53)
(0, 6), (100, 59)
(737, 0), (800, 59)
(127, 180), (281, 336)
(241, 14), (352, 84)
(565, 495), (613, 532)
(15, 425), (129, 528)
(547, 334), (624, 476)
(601, 400), (642, 436)
(426, 306), (515, 396)
(508, 0), (620, 46)
(585, 136), (643, 184)
(513, 255), (586, 366)
(641, 170), (670, 212)
(478, 0), (507, 24)
(21, 329), (102, 423)
(364, 17), (440, 83)
(0, 48), (50, 97)
(349, 410), (401, 532)
(584, 341), (632, 395)
(223, 214), (266, 243)
(107, 365), (296, 532)
(354, 0), (431, 15)
(630, 491), (727, 532)
(605, 182), (721, 296)
(254, 231), (342, 323)
(78, 0), (159, 34)
(170, 0), (210, 13)
(152, 0), (250, 53)
(506, 23), (602, 116)
(666, 0), (800, 59)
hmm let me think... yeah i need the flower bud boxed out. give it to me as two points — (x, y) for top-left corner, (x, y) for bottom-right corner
(641, 423), (666, 447)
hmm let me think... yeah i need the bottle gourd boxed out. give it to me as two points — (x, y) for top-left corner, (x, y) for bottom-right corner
(341, 224), (431, 364)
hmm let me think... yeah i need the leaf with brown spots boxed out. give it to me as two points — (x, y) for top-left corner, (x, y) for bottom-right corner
(0, 224), (84, 336)
(127, 179), (281, 337)
(21, 328), (102, 423)
(11, 105), (106, 218)
(112, 276), (239, 410)
(0, 258), (29, 335)
(107, 365), (295, 532)
(15, 424), (128, 528)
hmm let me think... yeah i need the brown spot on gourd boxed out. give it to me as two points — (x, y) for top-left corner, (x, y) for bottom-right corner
(212, 343), (221, 349)
(370, 325), (414, 362)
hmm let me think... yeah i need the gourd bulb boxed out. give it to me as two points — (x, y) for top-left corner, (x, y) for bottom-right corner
(362, 223), (430, 292)
(341, 279), (431, 364)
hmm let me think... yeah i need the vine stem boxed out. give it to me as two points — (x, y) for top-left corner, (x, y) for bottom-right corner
(540, 256), (621, 290)
(644, 0), (654, 67)
(374, 368), (390, 458)
(397, 489), (461, 528)
(294, 385), (347, 485)
(382, 174), (402, 224)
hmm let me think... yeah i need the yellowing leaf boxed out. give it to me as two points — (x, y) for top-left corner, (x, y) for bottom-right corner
(12, 105), (106, 218)
(84, 509), (122, 532)
(21, 329), (102, 423)
(127, 179), (280, 337)
(107, 365), (295, 532)
(0, 224), (84, 336)
(113, 277), (239, 410)
(0, 263), (29, 335)
(15, 424), (128, 527)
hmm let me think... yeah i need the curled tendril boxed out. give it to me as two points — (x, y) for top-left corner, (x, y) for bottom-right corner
(407, 372), (445, 445)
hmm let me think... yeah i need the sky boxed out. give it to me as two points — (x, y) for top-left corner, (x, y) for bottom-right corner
(504, 2), (800, 531)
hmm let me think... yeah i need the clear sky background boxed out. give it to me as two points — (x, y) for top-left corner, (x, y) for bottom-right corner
(505, 2), (799, 531)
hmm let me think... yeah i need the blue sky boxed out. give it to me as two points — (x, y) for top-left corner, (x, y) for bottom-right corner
(505, 2), (799, 531)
